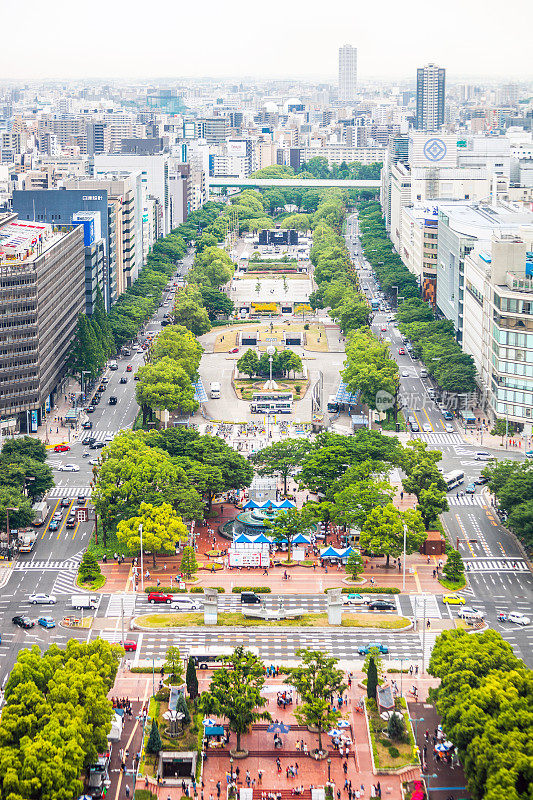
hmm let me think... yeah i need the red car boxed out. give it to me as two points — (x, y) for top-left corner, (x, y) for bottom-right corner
(148, 592), (173, 604)
(121, 640), (137, 652)
(126, 365), (133, 372)
(54, 444), (70, 453)
(398, 347), (405, 355)
(229, 347), (239, 354)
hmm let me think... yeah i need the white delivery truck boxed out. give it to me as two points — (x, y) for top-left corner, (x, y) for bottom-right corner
(71, 594), (99, 610)
(32, 500), (49, 526)
(18, 529), (37, 552)
(210, 381), (221, 399)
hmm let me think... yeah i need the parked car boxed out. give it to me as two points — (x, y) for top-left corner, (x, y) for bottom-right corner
(443, 594), (466, 605)
(147, 593), (173, 604)
(38, 616), (56, 628)
(344, 594), (368, 605)
(240, 592), (261, 604)
(48, 519), (60, 530)
(358, 643), (389, 655)
(29, 593), (57, 604)
(12, 615), (35, 629)
(508, 611), (531, 626)
(368, 601), (396, 611)
(229, 347), (239, 354)
(54, 444), (70, 452)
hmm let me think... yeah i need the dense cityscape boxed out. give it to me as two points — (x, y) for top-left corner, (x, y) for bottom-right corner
(0, 19), (532, 800)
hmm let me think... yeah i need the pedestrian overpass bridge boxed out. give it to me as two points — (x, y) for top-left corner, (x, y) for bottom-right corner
(208, 177), (381, 191)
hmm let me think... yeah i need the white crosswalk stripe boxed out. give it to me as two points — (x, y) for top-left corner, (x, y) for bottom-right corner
(47, 487), (91, 498)
(464, 558), (530, 573)
(409, 594), (442, 619)
(14, 558), (82, 571)
(77, 429), (119, 444)
(412, 433), (464, 445)
(51, 570), (79, 595)
(105, 593), (137, 617)
(448, 494), (487, 506)
(419, 630), (438, 667)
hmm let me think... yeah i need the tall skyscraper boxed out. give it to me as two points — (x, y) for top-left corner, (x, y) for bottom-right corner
(338, 45), (358, 102)
(415, 63), (446, 131)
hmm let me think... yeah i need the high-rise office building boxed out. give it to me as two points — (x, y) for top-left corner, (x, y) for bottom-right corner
(338, 45), (358, 102)
(416, 63), (446, 131)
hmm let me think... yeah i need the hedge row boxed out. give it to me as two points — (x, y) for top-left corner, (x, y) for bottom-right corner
(231, 586), (271, 593)
(143, 586), (225, 594)
(337, 586), (401, 594)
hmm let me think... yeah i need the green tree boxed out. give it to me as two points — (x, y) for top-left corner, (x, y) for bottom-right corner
(286, 649), (346, 754)
(146, 719), (162, 758)
(135, 357), (199, 422)
(251, 439), (310, 494)
(0, 455), (54, 500)
(78, 551), (101, 583)
(199, 286), (235, 320)
(176, 692), (191, 725)
(237, 349), (260, 379)
(367, 656), (378, 701)
(164, 645), (184, 684)
(172, 287), (211, 336)
(116, 502), (189, 567)
(346, 550), (364, 580)
(265, 507), (310, 562)
(0, 487), (34, 534)
(149, 325), (203, 377)
(332, 478), (395, 530)
(201, 646), (270, 754)
(360, 504), (426, 568)
(443, 550), (464, 583)
(387, 711), (405, 741)
(186, 657), (199, 700)
(0, 436), (47, 463)
(180, 546), (198, 579)
(342, 328), (399, 411)
(418, 483), (450, 529)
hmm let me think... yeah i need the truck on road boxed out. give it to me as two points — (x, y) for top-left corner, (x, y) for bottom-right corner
(32, 500), (49, 526)
(18, 529), (37, 552)
(209, 381), (221, 399)
(71, 594), (99, 610)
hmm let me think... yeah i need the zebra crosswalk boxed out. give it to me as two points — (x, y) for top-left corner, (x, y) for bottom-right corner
(412, 433), (464, 445)
(77, 429), (119, 444)
(464, 558), (530, 573)
(447, 494), (487, 506)
(105, 593), (137, 618)
(14, 558), (82, 571)
(47, 486), (91, 499)
(409, 594), (442, 619)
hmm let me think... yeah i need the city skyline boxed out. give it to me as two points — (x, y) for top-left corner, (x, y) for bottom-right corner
(1, 0), (532, 81)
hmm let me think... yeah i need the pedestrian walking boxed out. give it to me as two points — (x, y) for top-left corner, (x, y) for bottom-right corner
(125, 786), (130, 798)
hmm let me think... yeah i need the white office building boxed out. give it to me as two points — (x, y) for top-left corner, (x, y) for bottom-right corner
(338, 45), (357, 102)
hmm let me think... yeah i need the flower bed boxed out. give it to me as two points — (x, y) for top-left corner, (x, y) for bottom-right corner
(366, 697), (419, 771)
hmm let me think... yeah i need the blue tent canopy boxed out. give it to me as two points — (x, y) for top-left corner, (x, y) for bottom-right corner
(293, 533), (312, 545)
(243, 500), (295, 510)
(234, 534), (252, 544)
(277, 499), (295, 508)
(250, 534), (271, 544)
(321, 546), (344, 558)
(340, 547), (356, 557)
(205, 725), (225, 737)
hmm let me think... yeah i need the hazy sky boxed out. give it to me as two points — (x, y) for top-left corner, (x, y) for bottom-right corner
(2, 0), (532, 81)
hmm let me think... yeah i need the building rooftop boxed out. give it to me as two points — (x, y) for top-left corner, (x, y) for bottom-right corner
(0, 219), (63, 267)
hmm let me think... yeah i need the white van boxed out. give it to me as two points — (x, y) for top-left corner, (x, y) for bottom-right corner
(210, 381), (221, 399)
(420, 369), (428, 378)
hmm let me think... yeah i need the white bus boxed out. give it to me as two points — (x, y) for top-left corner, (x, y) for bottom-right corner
(443, 470), (465, 491)
(186, 645), (260, 670)
(251, 391), (293, 414)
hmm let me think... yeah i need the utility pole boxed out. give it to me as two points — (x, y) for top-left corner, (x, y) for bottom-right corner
(139, 523), (144, 593)
(121, 596), (125, 649)
(421, 596), (427, 675)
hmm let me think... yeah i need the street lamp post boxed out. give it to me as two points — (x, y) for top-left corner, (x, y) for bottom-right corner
(327, 756), (331, 782)
(412, 716), (424, 742)
(422, 773), (437, 798)
(139, 523), (144, 593)
(402, 522), (407, 591)
(230, 756), (234, 782)
(6, 507), (19, 548)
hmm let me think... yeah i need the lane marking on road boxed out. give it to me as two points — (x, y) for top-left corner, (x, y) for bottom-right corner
(423, 407), (435, 432)
(42, 498), (62, 539)
(72, 499), (88, 540)
(413, 567), (422, 594)
(497, 541), (506, 556)
(455, 514), (475, 557)
(57, 500), (74, 540)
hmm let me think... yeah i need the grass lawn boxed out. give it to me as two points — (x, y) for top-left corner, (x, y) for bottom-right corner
(233, 378), (308, 401)
(367, 697), (418, 770)
(140, 697), (201, 778)
(439, 577), (467, 591)
(213, 329), (239, 353)
(136, 612), (411, 629)
(76, 574), (106, 591)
